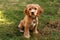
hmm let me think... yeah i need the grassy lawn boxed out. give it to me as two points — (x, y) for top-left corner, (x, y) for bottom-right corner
(0, 0), (60, 40)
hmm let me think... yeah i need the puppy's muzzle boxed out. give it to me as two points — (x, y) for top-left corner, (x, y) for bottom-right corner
(31, 12), (34, 15)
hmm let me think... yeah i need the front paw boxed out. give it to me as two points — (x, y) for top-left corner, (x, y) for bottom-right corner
(24, 34), (30, 38)
(19, 30), (24, 32)
(34, 30), (39, 34)
(18, 27), (24, 32)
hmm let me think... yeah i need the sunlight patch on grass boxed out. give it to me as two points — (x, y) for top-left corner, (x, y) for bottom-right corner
(0, 10), (14, 25)
(0, 10), (6, 21)
(0, 18), (14, 25)
(0, 19), (6, 21)
(0, 10), (4, 21)
(5, 21), (14, 25)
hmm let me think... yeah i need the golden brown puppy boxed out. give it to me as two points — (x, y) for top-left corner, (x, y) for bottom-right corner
(18, 4), (43, 38)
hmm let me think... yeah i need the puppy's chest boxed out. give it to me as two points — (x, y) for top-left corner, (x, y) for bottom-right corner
(30, 19), (37, 27)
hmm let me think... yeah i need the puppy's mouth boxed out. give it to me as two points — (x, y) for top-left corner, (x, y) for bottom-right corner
(30, 12), (36, 19)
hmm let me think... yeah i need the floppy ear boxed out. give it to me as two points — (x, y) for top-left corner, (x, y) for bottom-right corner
(37, 6), (43, 16)
(24, 7), (29, 15)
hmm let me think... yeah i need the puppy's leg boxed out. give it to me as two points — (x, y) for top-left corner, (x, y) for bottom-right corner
(33, 25), (39, 34)
(18, 21), (24, 32)
(24, 25), (30, 38)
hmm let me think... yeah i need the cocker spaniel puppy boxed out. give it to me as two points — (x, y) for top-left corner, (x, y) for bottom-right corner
(18, 4), (43, 38)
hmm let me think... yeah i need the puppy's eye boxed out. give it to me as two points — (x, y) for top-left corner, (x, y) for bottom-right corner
(29, 8), (31, 10)
(34, 8), (37, 10)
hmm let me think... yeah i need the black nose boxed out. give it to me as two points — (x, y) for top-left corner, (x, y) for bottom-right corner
(31, 12), (34, 15)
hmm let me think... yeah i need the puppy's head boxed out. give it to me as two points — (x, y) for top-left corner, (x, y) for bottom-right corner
(24, 4), (43, 17)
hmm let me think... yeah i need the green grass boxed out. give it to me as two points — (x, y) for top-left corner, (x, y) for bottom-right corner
(0, 0), (60, 40)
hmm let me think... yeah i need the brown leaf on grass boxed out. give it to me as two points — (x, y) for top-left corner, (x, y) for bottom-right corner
(47, 20), (60, 29)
